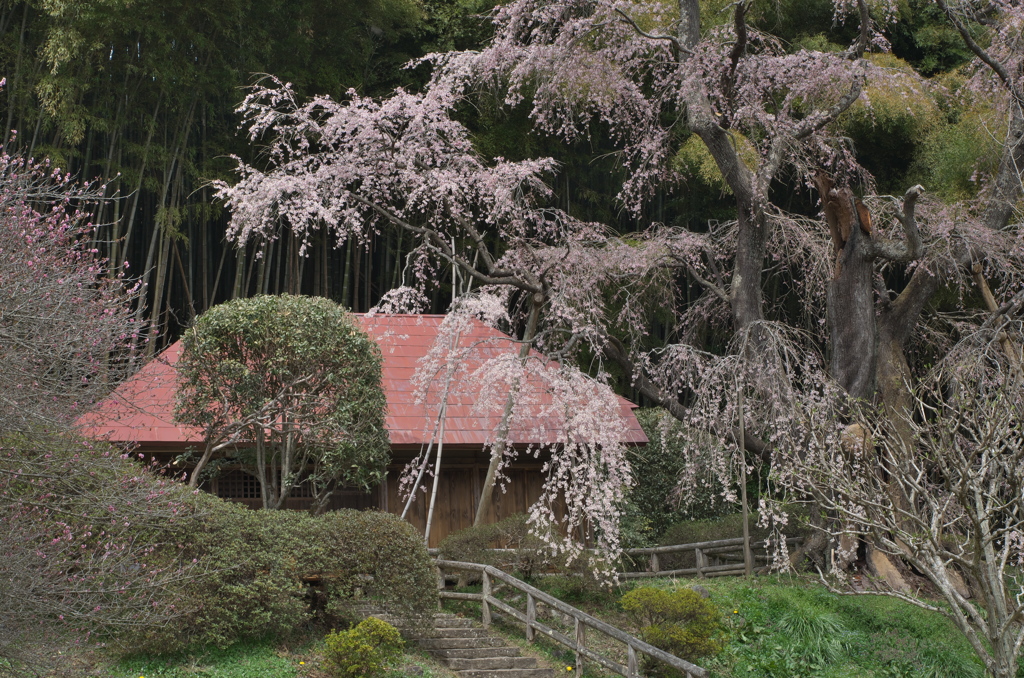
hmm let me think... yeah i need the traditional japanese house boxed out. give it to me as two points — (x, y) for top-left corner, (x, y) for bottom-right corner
(77, 313), (647, 547)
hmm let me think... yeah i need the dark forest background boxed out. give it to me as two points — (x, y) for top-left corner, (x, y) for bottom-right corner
(0, 0), (979, 364)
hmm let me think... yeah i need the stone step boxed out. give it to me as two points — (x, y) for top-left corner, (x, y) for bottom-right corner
(456, 670), (555, 678)
(434, 617), (479, 628)
(446, 656), (539, 671)
(415, 627), (491, 639)
(430, 647), (522, 659)
(360, 609), (556, 677)
(417, 637), (508, 650)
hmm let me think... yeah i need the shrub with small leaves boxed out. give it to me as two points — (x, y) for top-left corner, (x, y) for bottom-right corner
(620, 587), (727, 675)
(129, 501), (436, 653)
(323, 617), (404, 678)
(438, 513), (550, 579)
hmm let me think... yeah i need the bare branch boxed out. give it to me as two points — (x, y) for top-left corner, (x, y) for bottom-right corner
(935, 0), (1014, 89)
(346, 192), (542, 293)
(613, 8), (690, 59)
(873, 184), (925, 262)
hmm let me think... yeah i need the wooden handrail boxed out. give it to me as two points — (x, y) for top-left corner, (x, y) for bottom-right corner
(435, 559), (709, 678)
(624, 536), (802, 556)
(621, 536), (802, 577)
(429, 537), (802, 575)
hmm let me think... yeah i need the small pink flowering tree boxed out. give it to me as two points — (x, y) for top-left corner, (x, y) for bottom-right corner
(0, 437), (199, 671)
(0, 141), (191, 671)
(0, 148), (143, 431)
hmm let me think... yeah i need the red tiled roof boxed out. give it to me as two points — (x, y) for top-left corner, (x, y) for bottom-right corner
(76, 314), (647, 448)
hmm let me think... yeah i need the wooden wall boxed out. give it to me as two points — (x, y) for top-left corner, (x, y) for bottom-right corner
(144, 445), (550, 548)
(384, 462), (546, 548)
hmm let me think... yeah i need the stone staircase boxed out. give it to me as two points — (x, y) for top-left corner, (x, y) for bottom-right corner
(379, 611), (556, 678)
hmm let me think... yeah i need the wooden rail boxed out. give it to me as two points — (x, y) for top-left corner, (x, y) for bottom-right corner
(620, 537), (802, 579)
(429, 536), (802, 579)
(435, 559), (709, 678)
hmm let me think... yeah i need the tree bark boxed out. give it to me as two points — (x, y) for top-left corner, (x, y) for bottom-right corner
(826, 198), (877, 400)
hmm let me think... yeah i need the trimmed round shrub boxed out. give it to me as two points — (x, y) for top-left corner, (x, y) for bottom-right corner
(323, 617), (404, 678)
(621, 586), (727, 675)
(132, 496), (436, 652)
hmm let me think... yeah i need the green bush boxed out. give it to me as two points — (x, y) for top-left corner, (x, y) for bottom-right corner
(131, 497), (436, 652)
(323, 617), (404, 678)
(438, 513), (550, 579)
(627, 409), (735, 546)
(620, 587), (727, 675)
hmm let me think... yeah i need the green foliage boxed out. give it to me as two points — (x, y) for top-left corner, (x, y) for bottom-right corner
(836, 54), (942, 193)
(621, 586), (727, 672)
(133, 497), (436, 653)
(773, 605), (853, 665)
(437, 513), (550, 579)
(417, 0), (498, 54)
(887, 0), (977, 76)
(626, 409), (735, 547)
(700, 576), (986, 678)
(913, 97), (1006, 201)
(115, 638), (303, 678)
(176, 295), (391, 507)
(114, 634), (457, 678)
(536, 574), (620, 608)
(673, 133), (759, 197)
(323, 617), (404, 678)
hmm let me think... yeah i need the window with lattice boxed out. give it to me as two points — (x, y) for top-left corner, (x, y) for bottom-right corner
(215, 469), (316, 499)
(216, 470), (260, 499)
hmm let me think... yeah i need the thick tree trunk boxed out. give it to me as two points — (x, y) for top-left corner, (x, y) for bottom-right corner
(827, 217), (877, 400)
(981, 88), (1023, 233)
(731, 203), (766, 334)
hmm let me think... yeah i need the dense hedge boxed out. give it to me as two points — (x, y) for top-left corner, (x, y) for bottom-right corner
(133, 494), (436, 652)
(437, 513), (549, 578)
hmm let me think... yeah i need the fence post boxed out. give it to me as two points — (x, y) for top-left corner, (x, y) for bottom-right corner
(526, 593), (536, 642)
(695, 548), (706, 578)
(436, 565), (444, 610)
(627, 644), (639, 677)
(574, 617), (586, 674)
(482, 570), (492, 629)
(650, 552), (660, 574)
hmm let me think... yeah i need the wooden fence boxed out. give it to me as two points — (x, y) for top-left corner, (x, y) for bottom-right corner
(620, 536), (803, 579)
(435, 559), (709, 678)
(429, 536), (802, 579)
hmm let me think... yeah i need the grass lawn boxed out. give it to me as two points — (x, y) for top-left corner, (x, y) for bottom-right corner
(109, 638), (458, 678)
(444, 573), (988, 678)
(99, 574), (988, 678)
